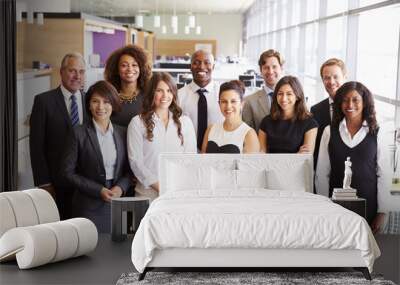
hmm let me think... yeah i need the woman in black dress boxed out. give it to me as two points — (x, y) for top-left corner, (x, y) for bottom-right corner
(316, 81), (386, 231)
(258, 76), (318, 153)
(104, 44), (152, 127)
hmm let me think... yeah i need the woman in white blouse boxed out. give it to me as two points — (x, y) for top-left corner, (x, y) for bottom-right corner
(127, 72), (197, 199)
(315, 81), (390, 233)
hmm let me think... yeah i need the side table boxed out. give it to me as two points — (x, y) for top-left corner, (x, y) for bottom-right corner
(332, 198), (366, 219)
(111, 197), (150, 242)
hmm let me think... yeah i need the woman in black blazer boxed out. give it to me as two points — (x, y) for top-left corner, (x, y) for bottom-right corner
(62, 80), (132, 233)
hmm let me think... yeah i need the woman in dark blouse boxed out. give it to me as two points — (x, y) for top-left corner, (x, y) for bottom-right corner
(258, 76), (318, 153)
(104, 44), (152, 127)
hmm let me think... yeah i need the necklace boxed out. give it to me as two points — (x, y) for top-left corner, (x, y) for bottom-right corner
(119, 90), (139, 104)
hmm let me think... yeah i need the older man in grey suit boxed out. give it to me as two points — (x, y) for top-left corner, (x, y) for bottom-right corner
(242, 49), (284, 132)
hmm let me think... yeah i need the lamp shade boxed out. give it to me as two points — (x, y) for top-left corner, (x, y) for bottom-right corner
(162, 25), (167, 34)
(184, 26), (190, 34)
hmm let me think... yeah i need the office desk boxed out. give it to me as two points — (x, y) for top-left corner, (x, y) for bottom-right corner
(0, 234), (133, 285)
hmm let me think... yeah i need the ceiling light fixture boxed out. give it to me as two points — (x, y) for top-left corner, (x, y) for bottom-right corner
(188, 14), (195, 28)
(154, 0), (160, 28)
(171, 0), (178, 28)
(135, 0), (143, 28)
(196, 25), (201, 35)
(36, 13), (44, 25)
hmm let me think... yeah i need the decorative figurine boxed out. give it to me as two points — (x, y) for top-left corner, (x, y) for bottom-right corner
(343, 157), (353, 189)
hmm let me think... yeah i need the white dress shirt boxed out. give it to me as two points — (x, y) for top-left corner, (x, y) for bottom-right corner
(61, 84), (83, 124)
(315, 119), (391, 213)
(93, 119), (117, 180)
(328, 97), (334, 120)
(178, 81), (224, 135)
(127, 113), (197, 192)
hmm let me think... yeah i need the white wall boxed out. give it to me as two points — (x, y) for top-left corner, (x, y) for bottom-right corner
(142, 14), (242, 58)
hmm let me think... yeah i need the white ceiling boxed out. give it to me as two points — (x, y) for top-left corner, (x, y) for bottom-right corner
(71, 0), (255, 16)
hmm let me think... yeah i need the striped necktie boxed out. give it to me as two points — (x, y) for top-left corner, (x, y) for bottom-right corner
(70, 94), (79, 126)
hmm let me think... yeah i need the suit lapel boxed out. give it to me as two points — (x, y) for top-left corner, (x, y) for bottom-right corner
(112, 127), (123, 179)
(323, 99), (331, 125)
(257, 90), (269, 114)
(54, 87), (72, 127)
(81, 91), (89, 124)
(86, 122), (105, 169)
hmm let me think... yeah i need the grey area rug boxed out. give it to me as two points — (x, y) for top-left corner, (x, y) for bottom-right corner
(116, 271), (396, 285)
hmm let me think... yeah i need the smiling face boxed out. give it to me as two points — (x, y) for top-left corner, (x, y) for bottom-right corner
(60, 57), (85, 93)
(153, 80), (174, 111)
(190, 51), (214, 88)
(276, 84), (297, 116)
(322, 64), (346, 99)
(118, 54), (140, 84)
(89, 93), (113, 123)
(341, 90), (363, 122)
(260, 56), (283, 89)
(219, 90), (242, 120)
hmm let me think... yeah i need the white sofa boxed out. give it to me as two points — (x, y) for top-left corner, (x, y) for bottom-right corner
(0, 189), (98, 269)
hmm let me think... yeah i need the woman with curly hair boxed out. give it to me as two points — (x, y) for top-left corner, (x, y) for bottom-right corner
(104, 44), (152, 127)
(316, 81), (389, 232)
(258, 75), (318, 153)
(127, 72), (196, 199)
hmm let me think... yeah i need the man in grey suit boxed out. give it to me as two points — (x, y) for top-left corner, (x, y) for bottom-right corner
(242, 49), (284, 132)
(30, 52), (87, 219)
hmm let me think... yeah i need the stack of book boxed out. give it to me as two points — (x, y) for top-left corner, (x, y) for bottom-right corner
(332, 188), (357, 200)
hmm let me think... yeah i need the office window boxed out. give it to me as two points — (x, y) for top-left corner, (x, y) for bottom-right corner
(304, 23), (318, 77)
(291, 0), (301, 25)
(303, 77), (318, 107)
(359, 0), (388, 7)
(357, 5), (400, 100)
(280, 0), (289, 29)
(327, 0), (348, 16)
(287, 27), (300, 73)
(326, 17), (346, 59)
(306, 0), (319, 21)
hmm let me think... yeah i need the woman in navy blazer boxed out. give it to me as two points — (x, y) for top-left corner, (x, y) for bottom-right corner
(62, 80), (133, 233)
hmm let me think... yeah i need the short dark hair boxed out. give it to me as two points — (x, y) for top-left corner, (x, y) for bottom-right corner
(332, 81), (378, 134)
(270, 76), (310, 121)
(258, 49), (285, 68)
(85, 80), (121, 116)
(219, 80), (246, 100)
